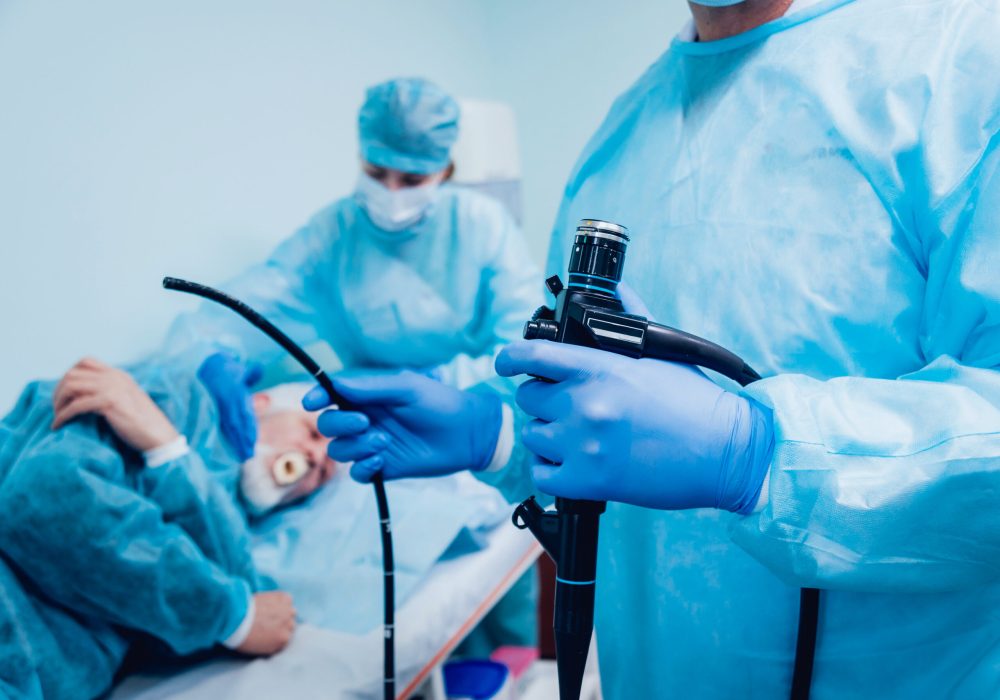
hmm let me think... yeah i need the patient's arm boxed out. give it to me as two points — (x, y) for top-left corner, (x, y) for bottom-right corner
(51, 357), (179, 452)
(50, 357), (259, 584)
(137, 455), (299, 656)
(138, 450), (259, 588)
(0, 427), (252, 657)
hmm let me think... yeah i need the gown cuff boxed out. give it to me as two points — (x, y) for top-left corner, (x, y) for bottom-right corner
(483, 404), (514, 472)
(220, 591), (255, 649)
(751, 468), (771, 513)
(143, 436), (190, 468)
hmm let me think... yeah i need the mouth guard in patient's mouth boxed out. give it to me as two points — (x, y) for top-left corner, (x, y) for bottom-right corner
(272, 451), (310, 486)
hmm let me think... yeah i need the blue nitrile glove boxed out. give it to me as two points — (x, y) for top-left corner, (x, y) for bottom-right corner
(494, 340), (774, 514)
(302, 370), (503, 483)
(616, 281), (652, 319)
(197, 352), (263, 461)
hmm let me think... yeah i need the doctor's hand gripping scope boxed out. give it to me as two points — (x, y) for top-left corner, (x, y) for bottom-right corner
(511, 220), (820, 700)
(162, 278), (397, 700)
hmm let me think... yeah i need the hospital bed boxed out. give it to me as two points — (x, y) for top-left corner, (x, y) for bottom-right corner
(112, 518), (541, 700)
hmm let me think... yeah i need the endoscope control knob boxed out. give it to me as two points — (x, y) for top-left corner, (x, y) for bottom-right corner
(524, 319), (560, 341)
(531, 305), (556, 322)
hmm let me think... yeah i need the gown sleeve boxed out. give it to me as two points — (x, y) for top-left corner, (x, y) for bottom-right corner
(731, 143), (1000, 593)
(0, 426), (252, 655)
(137, 449), (260, 592)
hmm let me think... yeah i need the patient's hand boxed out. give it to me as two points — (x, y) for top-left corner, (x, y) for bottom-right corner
(237, 591), (297, 656)
(52, 358), (180, 452)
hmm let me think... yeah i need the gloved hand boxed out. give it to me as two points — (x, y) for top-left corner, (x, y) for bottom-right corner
(616, 281), (652, 319)
(302, 370), (503, 483)
(197, 352), (263, 461)
(495, 340), (774, 514)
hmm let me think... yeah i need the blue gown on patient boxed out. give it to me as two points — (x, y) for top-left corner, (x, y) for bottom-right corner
(0, 366), (257, 700)
(0, 366), (515, 699)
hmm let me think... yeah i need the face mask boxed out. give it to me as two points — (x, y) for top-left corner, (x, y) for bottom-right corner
(355, 171), (440, 232)
(240, 445), (310, 517)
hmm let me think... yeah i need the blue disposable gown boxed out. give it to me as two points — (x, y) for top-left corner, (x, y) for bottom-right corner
(511, 0), (1000, 696)
(0, 366), (258, 699)
(162, 187), (542, 389)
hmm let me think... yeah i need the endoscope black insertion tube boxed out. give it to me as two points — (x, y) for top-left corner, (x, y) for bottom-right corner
(162, 277), (396, 700)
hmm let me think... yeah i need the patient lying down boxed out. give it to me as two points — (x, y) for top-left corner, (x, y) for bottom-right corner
(0, 358), (337, 700)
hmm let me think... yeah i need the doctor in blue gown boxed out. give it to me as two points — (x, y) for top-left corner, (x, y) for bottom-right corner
(308, 0), (1000, 696)
(162, 77), (540, 459)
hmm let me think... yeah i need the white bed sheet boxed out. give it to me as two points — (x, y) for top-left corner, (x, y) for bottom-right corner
(112, 522), (541, 700)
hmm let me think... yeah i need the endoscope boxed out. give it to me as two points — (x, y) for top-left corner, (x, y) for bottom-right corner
(512, 220), (819, 700)
(163, 277), (396, 700)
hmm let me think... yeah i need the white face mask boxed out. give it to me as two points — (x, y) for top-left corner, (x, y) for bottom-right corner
(354, 171), (440, 232)
(240, 445), (310, 517)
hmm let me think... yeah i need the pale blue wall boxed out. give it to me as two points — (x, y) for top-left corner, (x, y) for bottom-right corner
(0, 0), (688, 407)
(482, 0), (685, 263)
(0, 0), (494, 405)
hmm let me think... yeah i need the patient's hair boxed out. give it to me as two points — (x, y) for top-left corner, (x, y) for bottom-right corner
(256, 382), (315, 416)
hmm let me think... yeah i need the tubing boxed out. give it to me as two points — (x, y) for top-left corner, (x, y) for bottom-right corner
(791, 588), (820, 699)
(162, 277), (396, 700)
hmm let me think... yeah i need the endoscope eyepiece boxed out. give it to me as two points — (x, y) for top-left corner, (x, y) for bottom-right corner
(568, 219), (630, 294)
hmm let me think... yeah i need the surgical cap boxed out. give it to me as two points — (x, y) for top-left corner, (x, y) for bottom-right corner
(358, 78), (460, 175)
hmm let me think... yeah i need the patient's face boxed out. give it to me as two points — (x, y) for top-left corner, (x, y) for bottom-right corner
(255, 409), (338, 503)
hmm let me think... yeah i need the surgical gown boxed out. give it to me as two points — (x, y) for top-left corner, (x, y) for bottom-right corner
(0, 366), (259, 699)
(162, 186), (541, 389)
(508, 0), (1000, 696)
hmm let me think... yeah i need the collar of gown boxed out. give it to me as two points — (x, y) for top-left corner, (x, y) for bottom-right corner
(673, 0), (854, 55)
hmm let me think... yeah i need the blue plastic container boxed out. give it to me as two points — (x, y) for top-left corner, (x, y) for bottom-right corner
(443, 659), (511, 699)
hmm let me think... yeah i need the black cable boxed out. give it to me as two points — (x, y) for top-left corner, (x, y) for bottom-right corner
(644, 323), (763, 387)
(791, 588), (820, 699)
(163, 278), (338, 394)
(163, 277), (395, 700)
(372, 474), (395, 699)
(714, 357), (818, 700)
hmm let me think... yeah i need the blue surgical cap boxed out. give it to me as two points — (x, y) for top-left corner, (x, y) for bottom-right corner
(358, 78), (460, 175)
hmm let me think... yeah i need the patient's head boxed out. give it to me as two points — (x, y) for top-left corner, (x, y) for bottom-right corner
(240, 383), (337, 517)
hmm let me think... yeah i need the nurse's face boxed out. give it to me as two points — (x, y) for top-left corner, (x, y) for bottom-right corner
(361, 161), (448, 191)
